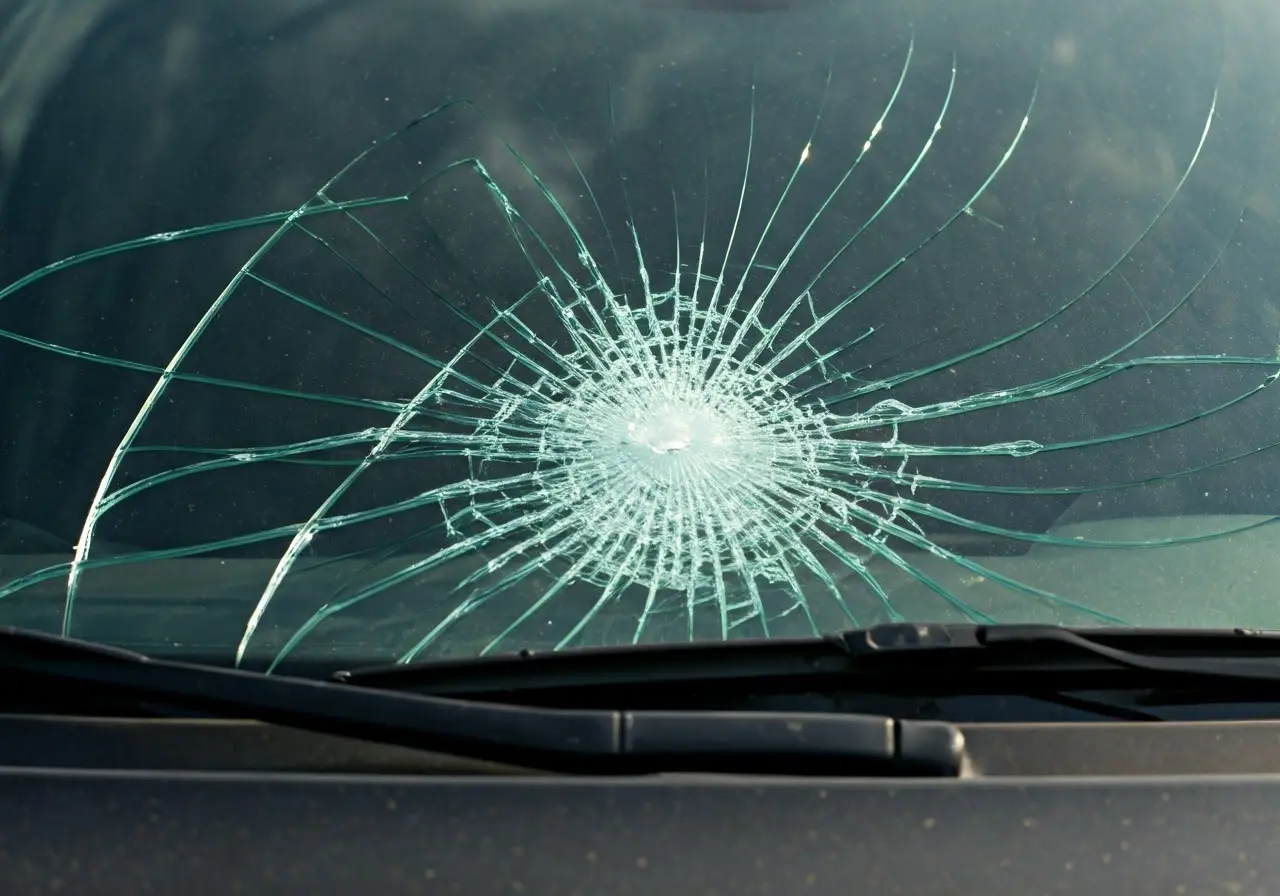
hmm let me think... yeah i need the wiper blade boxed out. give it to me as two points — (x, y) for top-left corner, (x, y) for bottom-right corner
(890, 623), (1280, 680)
(335, 623), (1280, 698)
(0, 627), (964, 776)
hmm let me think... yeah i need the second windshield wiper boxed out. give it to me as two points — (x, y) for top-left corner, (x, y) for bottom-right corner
(0, 627), (963, 776)
(335, 623), (1280, 700)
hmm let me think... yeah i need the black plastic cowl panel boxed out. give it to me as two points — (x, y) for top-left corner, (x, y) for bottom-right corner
(2, 716), (1280, 895)
(0, 768), (1276, 895)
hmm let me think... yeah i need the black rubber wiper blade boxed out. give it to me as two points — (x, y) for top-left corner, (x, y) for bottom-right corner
(924, 623), (1280, 680)
(336, 631), (865, 695)
(0, 627), (964, 776)
(335, 623), (1280, 698)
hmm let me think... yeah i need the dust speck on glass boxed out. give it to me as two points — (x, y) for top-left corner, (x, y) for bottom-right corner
(0, 0), (1277, 669)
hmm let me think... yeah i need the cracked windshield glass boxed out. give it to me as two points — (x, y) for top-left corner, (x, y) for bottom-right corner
(1, 0), (1277, 671)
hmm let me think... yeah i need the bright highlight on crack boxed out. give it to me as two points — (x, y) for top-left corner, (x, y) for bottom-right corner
(1, 26), (1277, 670)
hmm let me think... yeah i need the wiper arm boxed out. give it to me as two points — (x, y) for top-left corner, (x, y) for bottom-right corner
(335, 623), (1280, 699)
(0, 627), (964, 776)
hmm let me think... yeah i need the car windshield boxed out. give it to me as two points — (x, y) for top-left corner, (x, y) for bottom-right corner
(0, 0), (1276, 670)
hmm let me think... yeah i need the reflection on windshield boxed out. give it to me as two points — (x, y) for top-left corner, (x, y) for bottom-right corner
(0, 5), (1276, 667)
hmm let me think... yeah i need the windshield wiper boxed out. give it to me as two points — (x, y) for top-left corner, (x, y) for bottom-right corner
(0, 626), (964, 776)
(334, 623), (1280, 701)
